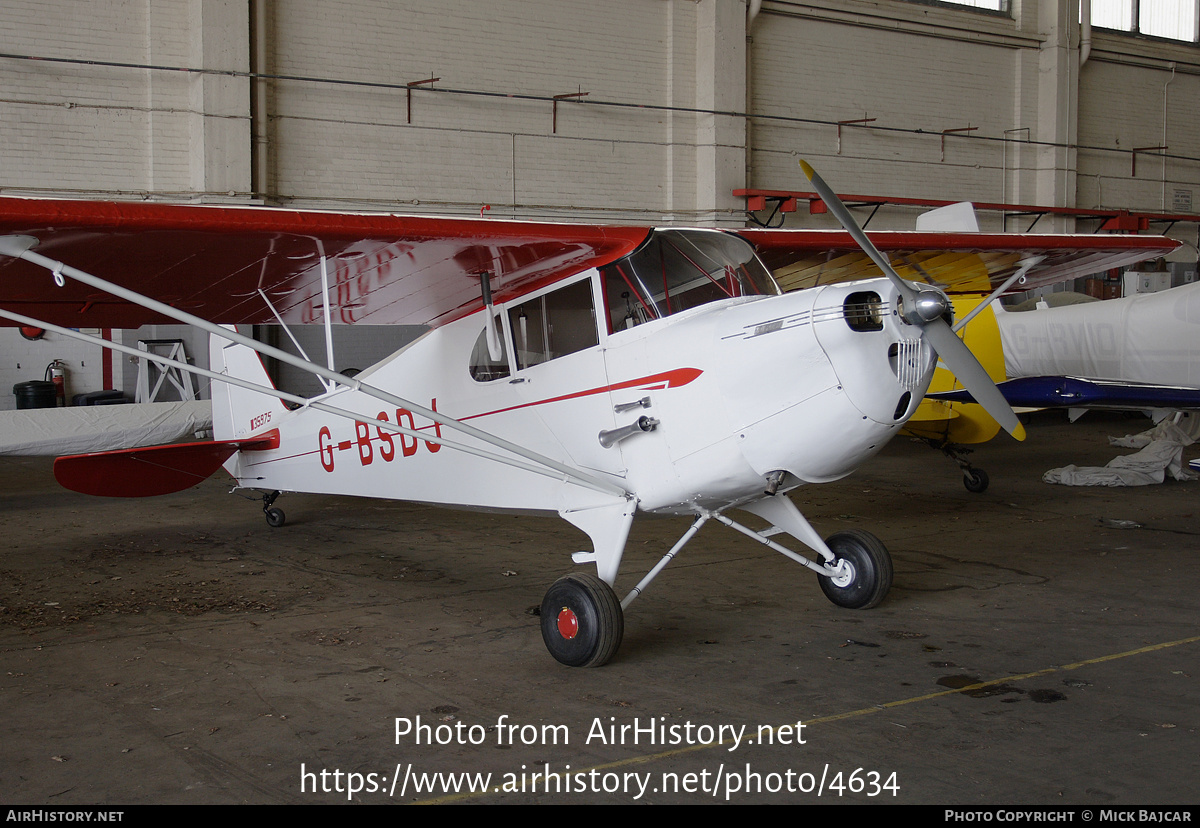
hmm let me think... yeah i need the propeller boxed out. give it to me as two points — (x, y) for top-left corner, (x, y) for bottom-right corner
(799, 160), (1025, 441)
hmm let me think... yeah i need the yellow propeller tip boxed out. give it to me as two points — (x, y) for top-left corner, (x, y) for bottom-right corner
(1012, 422), (1027, 442)
(798, 159), (815, 180)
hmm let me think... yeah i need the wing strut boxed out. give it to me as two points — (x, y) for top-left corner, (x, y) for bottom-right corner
(316, 241), (337, 386)
(257, 288), (315, 364)
(0, 236), (629, 499)
(950, 255), (1043, 333)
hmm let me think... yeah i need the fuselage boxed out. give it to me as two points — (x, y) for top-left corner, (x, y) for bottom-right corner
(996, 281), (1200, 388)
(220, 230), (937, 517)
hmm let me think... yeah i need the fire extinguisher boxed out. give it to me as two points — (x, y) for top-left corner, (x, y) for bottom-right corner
(45, 360), (67, 407)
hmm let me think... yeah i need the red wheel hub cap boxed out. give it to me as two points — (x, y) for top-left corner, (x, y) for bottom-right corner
(556, 607), (579, 640)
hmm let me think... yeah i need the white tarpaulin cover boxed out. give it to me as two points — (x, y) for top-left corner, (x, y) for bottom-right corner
(0, 400), (212, 456)
(997, 281), (1200, 387)
(1043, 419), (1198, 487)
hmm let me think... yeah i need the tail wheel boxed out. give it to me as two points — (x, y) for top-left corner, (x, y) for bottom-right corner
(818, 530), (893, 609)
(540, 572), (623, 667)
(262, 490), (284, 528)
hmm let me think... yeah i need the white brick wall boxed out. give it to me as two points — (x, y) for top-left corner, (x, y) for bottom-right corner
(0, 0), (249, 197)
(3, 1), (1195, 214)
(750, 3), (1045, 228)
(264, 0), (712, 219)
(1078, 38), (1200, 214)
(4, 1), (1193, 222)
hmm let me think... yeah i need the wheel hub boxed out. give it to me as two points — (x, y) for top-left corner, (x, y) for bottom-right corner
(829, 558), (856, 588)
(556, 607), (579, 640)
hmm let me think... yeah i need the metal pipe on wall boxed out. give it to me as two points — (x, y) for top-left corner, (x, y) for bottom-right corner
(1080, 0), (1091, 66)
(250, 0), (270, 203)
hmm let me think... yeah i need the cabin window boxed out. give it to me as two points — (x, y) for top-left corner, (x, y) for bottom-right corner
(601, 229), (779, 331)
(468, 319), (511, 382)
(507, 278), (599, 370)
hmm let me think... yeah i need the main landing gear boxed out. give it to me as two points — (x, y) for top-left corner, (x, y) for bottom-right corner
(539, 497), (893, 667)
(817, 530), (893, 609)
(539, 573), (624, 668)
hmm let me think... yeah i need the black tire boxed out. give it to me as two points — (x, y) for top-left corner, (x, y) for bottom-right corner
(265, 507), (286, 528)
(817, 530), (893, 609)
(540, 572), (623, 667)
(963, 468), (989, 494)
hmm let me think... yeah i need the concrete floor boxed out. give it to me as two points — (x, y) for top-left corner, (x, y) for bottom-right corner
(0, 412), (1196, 805)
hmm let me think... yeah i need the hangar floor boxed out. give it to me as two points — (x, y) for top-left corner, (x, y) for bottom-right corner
(0, 412), (1196, 805)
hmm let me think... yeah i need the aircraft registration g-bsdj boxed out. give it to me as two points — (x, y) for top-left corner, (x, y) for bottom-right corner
(0, 165), (1178, 666)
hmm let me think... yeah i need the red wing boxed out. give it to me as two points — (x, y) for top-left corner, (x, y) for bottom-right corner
(0, 197), (649, 329)
(739, 229), (1180, 295)
(53, 433), (279, 497)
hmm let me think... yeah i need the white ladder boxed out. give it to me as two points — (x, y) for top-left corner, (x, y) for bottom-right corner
(136, 339), (197, 403)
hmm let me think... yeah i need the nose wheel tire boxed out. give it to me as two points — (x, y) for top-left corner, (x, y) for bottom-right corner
(540, 572), (623, 667)
(818, 530), (893, 610)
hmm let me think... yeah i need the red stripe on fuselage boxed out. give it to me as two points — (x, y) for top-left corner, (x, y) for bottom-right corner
(242, 367), (701, 469)
(458, 367), (703, 423)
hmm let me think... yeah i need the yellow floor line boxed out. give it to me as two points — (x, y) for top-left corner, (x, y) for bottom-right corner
(415, 634), (1200, 804)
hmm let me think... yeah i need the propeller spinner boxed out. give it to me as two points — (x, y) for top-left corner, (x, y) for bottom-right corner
(798, 160), (1026, 441)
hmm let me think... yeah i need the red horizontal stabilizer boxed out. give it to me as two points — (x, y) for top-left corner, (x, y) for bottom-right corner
(53, 433), (277, 497)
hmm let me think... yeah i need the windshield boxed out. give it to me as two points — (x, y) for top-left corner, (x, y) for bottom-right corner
(601, 229), (779, 332)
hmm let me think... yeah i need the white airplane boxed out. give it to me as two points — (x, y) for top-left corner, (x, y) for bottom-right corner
(0, 165), (1176, 666)
(995, 281), (1200, 399)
